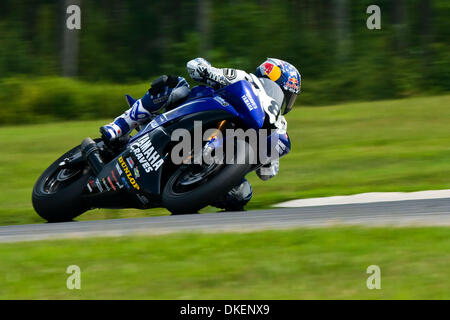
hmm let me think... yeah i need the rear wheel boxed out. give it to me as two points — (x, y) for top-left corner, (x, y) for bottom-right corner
(32, 145), (91, 222)
(162, 139), (253, 214)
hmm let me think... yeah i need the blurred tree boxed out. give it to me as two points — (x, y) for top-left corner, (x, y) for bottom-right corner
(392, 0), (407, 53)
(198, 0), (211, 58)
(419, 0), (433, 67)
(61, 0), (81, 77)
(334, 0), (351, 63)
(0, 0), (448, 109)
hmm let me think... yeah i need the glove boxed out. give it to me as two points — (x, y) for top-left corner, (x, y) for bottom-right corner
(187, 58), (211, 82)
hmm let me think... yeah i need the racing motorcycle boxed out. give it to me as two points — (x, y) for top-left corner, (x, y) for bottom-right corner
(32, 78), (291, 222)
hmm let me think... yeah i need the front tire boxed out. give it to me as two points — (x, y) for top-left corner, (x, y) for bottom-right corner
(32, 145), (91, 222)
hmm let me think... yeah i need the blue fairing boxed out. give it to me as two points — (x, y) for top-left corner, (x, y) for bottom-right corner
(218, 81), (266, 129)
(130, 95), (238, 143)
(130, 80), (266, 144)
(189, 85), (214, 99)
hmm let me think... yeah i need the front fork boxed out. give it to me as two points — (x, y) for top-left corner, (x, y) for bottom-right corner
(59, 137), (124, 174)
(80, 138), (105, 175)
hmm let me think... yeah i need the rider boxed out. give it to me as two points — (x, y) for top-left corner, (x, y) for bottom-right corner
(100, 58), (301, 211)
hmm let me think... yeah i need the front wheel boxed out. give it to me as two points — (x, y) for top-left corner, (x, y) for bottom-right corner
(32, 144), (91, 222)
(162, 139), (253, 214)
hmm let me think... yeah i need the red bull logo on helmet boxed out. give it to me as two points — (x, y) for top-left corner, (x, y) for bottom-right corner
(286, 76), (300, 91)
(261, 62), (282, 82)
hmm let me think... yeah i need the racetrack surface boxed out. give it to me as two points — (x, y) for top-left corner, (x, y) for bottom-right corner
(1, 198), (450, 243)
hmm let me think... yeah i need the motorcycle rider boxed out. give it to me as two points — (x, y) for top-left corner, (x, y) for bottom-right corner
(100, 58), (301, 211)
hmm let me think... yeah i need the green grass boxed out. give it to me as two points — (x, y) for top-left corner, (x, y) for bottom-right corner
(0, 227), (449, 299)
(1, 94), (450, 225)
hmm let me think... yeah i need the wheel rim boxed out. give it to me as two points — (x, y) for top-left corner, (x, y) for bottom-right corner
(173, 163), (222, 193)
(41, 167), (82, 194)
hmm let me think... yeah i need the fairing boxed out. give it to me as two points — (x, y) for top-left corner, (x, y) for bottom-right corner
(85, 80), (290, 208)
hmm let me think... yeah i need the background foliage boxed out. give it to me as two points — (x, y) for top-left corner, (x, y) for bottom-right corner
(0, 0), (448, 124)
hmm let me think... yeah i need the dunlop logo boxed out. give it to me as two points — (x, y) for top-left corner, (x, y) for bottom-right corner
(118, 156), (140, 190)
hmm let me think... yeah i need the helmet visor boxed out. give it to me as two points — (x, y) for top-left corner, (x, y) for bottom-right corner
(282, 91), (297, 115)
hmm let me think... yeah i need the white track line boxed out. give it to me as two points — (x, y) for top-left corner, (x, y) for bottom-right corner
(274, 190), (450, 208)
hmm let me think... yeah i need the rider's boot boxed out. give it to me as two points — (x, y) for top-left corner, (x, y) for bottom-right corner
(100, 75), (190, 144)
(100, 98), (154, 143)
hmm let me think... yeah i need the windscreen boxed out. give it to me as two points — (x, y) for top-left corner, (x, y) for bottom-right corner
(258, 78), (285, 111)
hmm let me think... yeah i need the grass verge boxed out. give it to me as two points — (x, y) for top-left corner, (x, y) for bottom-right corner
(0, 227), (448, 299)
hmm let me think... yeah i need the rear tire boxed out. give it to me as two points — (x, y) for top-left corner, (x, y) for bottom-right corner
(32, 145), (91, 222)
(162, 139), (253, 214)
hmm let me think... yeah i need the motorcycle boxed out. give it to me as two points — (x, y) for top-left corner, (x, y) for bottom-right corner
(32, 79), (291, 222)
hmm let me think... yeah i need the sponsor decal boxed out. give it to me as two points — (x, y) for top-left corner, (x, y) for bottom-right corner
(129, 135), (164, 173)
(95, 179), (104, 192)
(262, 62), (282, 81)
(121, 177), (130, 189)
(286, 77), (299, 91)
(118, 156), (140, 190)
(115, 163), (123, 175)
(107, 176), (117, 191)
(101, 178), (110, 191)
(111, 170), (123, 189)
(86, 179), (95, 193)
(133, 167), (140, 178)
(261, 62), (274, 75)
(126, 157), (135, 168)
(242, 93), (258, 111)
(214, 96), (229, 107)
(136, 194), (149, 205)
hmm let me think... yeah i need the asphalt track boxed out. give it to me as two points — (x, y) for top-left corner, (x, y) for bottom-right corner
(1, 198), (450, 243)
